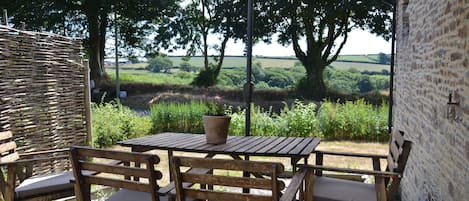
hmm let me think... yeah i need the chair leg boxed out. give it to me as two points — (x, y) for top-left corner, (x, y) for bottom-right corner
(4, 165), (17, 201)
(304, 169), (314, 201)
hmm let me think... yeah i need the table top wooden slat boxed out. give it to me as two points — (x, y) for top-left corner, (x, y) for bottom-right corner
(249, 137), (282, 153)
(235, 137), (271, 153)
(277, 137), (307, 154)
(254, 137), (287, 154)
(163, 134), (202, 148)
(288, 137), (315, 154)
(300, 138), (321, 155)
(266, 137), (298, 154)
(225, 136), (263, 152)
(118, 133), (320, 157)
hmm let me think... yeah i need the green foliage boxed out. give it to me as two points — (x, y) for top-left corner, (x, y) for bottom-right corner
(106, 70), (193, 85)
(92, 101), (151, 148)
(149, 101), (211, 133)
(146, 56), (173, 73)
(317, 100), (388, 141)
(191, 68), (219, 87)
(378, 52), (391, 64)
(276, 101), (320, 137)
(180, 62), (198, 72)
(146, 100), (389, 141)
(323, 67), (389, 94)
(229, 100), (388, 140)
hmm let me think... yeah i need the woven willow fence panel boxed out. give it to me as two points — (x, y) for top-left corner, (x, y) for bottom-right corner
(0, 25), (89, 175)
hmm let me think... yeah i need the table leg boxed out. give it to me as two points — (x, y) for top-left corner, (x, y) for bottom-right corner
(131, 147), (152, 181)
(168, 150), (173, 182)
(243, 155), (250, 194)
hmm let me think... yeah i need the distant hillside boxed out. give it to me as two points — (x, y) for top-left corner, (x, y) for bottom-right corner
(165, 54), (389, 71)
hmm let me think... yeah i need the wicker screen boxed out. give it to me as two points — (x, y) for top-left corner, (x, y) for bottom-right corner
(0, 25), (89, 175)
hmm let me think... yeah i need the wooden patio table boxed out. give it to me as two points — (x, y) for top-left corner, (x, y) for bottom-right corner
(118, 132), (321, 177)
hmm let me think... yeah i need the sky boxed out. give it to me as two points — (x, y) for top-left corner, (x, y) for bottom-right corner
(163, 29), (392, 57)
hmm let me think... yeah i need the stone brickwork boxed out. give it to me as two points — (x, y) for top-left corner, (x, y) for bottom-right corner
(394, 0), (468, 200)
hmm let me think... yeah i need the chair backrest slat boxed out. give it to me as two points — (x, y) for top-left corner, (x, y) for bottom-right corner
(184, 188), (273, 201)
(84, 175), (153, 192)
(177, 157), (283, 173)
(70, 146), (162, 201)
(171, 156), (285, 201)
(182, 173), (285, 190)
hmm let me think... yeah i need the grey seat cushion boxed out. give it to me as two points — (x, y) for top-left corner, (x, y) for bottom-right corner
(107, 189), (196, 201)
(15, 171), (75, 199)
(313, 176), (377, 201)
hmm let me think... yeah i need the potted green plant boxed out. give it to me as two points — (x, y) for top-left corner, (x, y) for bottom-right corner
(203, 102), (231, 144)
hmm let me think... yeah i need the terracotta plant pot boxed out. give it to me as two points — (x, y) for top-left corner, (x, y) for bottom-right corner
(203, 115), (231, 144)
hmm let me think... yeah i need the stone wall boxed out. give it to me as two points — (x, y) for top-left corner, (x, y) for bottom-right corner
(394, 0), (468, 200)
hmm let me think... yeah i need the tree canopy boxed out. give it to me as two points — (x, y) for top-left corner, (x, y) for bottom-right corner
(1, 0), (178, 85)
(271, 0), (392, 98)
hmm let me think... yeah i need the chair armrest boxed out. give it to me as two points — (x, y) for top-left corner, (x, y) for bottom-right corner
(314, 150), (387, 159)
(280, 167), (308, 201)
(303, 165), (401, 178)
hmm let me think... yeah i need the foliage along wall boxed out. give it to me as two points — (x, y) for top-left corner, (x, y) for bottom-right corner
(394, 0), (468, 200)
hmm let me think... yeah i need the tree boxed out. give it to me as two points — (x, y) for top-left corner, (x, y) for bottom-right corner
(273, 0), (392, 98)
(378, 52), (390, 64)
(154, 0), (276, 87)
(1, 0), (178, 86)
(147, 56), (173, 73)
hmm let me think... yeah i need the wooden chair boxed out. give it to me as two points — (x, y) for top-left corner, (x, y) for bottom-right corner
(70, 146), (167, 201)
(303, 130), (412, 201)
(169, 156), (308, 201)
(0, 130), (75, 201)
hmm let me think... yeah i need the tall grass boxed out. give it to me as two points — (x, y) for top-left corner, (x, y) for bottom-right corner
(93, 99), (389, 147)
(317, 100), (388, 141)
(228, 100), (387, 140)
(92, 101), (151, 147)
(149, 101), (211, 133)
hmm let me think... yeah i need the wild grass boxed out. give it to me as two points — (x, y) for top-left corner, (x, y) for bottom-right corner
(92, 100), (151, 148)
(148, 99), (389, 141)
(106, 70), (194, 85)
(149, 101), (211, 134)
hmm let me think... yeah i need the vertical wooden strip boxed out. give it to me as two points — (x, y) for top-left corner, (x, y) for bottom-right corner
(170, 157), (184, 201)
(375, 177), (386, 201)
(272, 164), (279, 201)
(70, 148), (86, 201)
(147, 157), (159, 201)
(372, 157), (381, 171)
(315, 152), (323, 176)
(304, 168), (314, 201)
(4, 164), (16, 201)
(83, 60), (92, 146)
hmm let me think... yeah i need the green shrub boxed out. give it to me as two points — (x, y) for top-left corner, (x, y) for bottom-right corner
(147, 56), (173, 73)
(317, 99), (388, 141)
(228, 105), (277, 136)
(276, 101), (320, 137)
(92, 101), (151, 148)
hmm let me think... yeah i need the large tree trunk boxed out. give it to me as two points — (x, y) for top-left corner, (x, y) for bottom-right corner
(302, 55), (327, 99)
(84, 1), (104, 86)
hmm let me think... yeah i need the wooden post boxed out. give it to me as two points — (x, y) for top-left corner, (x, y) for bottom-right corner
(83, 60), (92, 146)
(2, 9), (7, 26)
